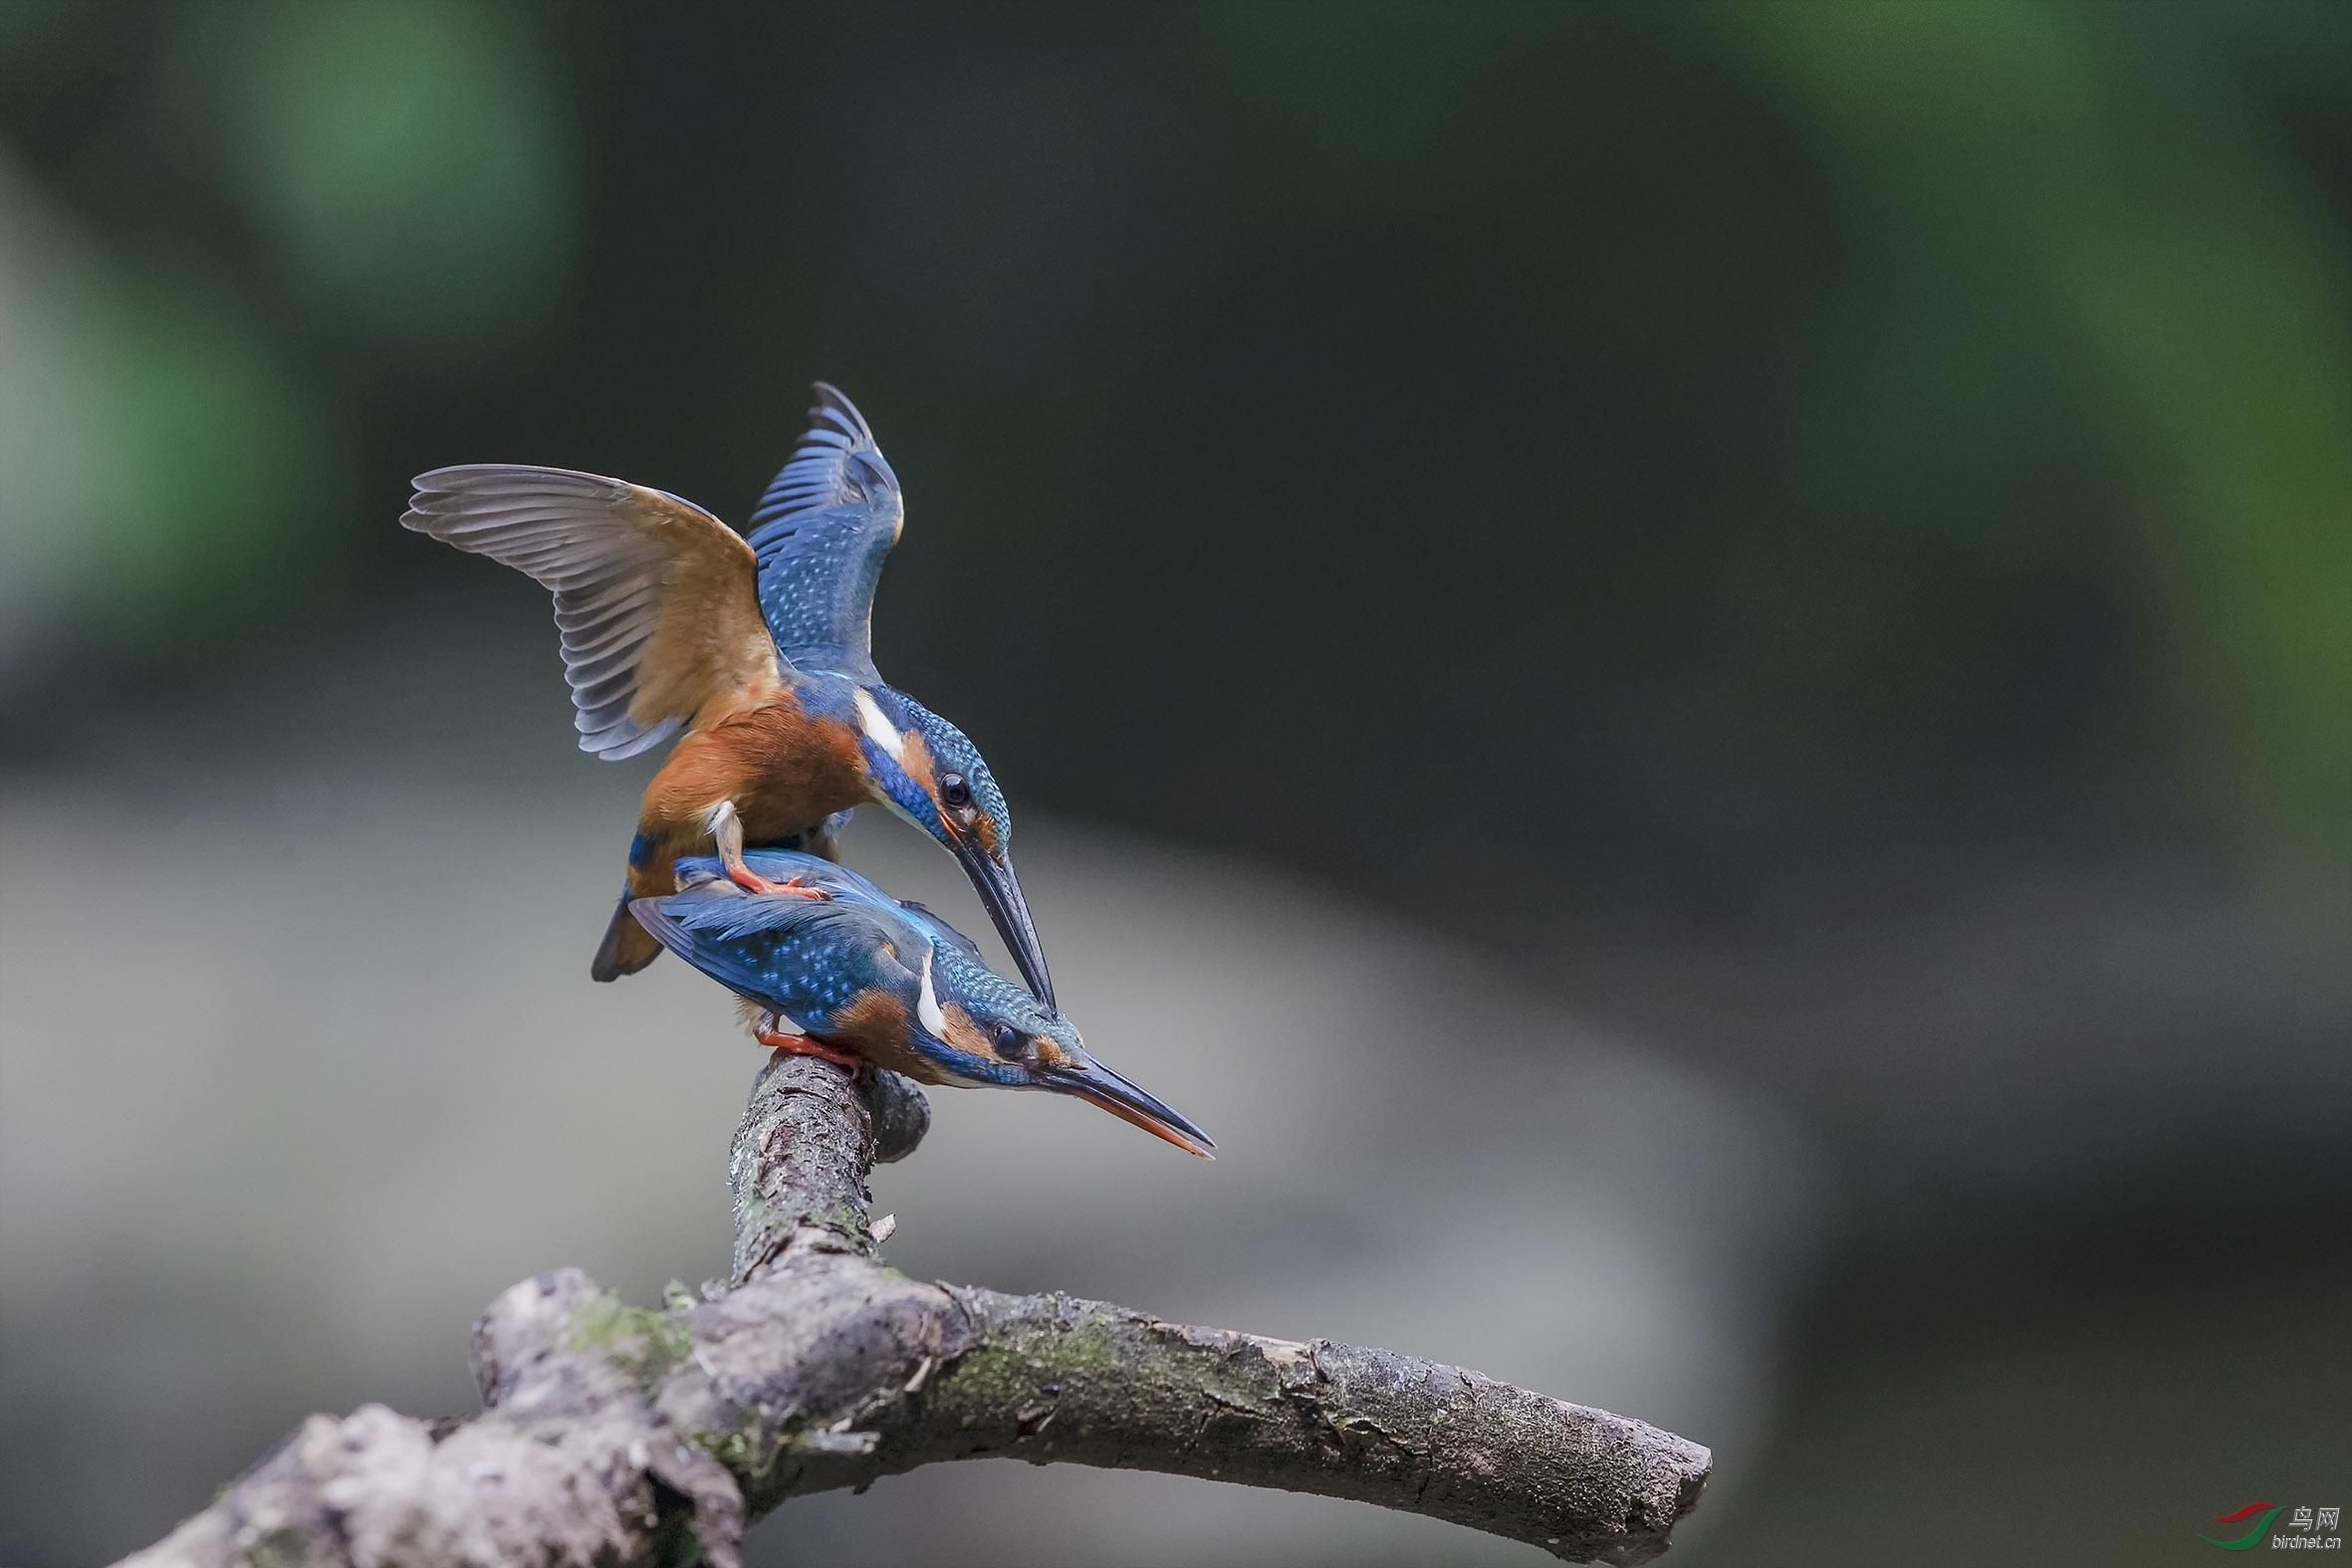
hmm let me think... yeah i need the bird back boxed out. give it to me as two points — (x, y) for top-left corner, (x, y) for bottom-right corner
(633, 857), (917, 1027)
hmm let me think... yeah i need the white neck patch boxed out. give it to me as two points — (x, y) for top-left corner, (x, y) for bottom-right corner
(852, 688), (909, 763)
(914, 948), (947, 1037)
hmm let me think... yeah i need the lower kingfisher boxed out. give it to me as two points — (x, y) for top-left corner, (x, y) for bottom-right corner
(401, 384), (1056, 1007)
(632, 850), (1215, 1158)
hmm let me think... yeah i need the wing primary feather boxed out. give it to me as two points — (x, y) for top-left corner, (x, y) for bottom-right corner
(402, 463), (777, 758)
(587, 716), (680, 760)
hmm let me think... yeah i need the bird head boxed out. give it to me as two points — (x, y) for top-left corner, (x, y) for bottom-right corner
(906, 944), (1216, 1159)
(848, 685), (1055, 1009)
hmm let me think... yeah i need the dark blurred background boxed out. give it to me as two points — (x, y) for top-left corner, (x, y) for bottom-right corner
(2, 3), (2347, 1564)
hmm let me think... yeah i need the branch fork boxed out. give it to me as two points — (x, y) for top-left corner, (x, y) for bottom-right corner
(120, 1053), (1710, 1567)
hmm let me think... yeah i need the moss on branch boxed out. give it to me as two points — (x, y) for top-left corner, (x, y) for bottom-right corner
(118, 1052), (1709, 1568)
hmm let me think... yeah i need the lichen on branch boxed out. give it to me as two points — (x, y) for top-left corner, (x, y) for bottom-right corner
(118, 1052), (1709, 1568)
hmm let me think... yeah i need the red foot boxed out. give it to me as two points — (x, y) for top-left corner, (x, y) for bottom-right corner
(728, 865), (831, 900)
(757, 1025), (862, 1070)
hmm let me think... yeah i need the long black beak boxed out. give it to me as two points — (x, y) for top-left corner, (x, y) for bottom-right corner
(1038, 1057), (1217, 1159)
(948, 832), (1056, 1010)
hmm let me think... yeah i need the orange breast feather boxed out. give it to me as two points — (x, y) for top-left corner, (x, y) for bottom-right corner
(641, 701), (867, 837)
(827, 989), (936, 1082)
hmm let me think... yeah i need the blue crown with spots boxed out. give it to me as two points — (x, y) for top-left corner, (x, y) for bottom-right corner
(901, 695), (1011, 844)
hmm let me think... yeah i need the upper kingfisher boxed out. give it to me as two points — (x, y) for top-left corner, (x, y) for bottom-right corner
(633, 849), (1214, 1158)
(401, 385), (1056, 1006)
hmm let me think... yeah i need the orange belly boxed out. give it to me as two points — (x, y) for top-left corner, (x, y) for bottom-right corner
(625, 697), (867, 897)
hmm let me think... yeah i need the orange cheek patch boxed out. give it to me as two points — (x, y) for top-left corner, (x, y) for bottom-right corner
(939, 1004), (998, 1060)
(898, 739), (939, 800)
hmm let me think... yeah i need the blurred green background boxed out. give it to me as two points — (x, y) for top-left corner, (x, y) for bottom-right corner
(2, 3), (2346, 1564)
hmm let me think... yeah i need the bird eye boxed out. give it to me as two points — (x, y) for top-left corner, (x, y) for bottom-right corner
(940, 773), (973, 809)
(990, 1021), (1026, 1060)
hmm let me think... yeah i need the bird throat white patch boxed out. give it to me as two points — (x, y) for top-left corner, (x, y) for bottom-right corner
(852, 688), (910, 763)
(915, 948), (947, 1037)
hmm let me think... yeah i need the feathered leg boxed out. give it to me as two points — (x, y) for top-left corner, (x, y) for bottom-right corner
(711, 800), (830, 899)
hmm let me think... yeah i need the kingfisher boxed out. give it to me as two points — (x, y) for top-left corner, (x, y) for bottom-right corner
(401, 385), (1056, 1006)
(632, 850), (1215, 1158)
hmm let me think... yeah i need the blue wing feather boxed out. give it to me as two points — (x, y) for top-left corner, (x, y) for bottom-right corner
(633, 853), (920, 1029)
(746, 384), (903, 681)
(716, 850), (986, 962)
(672, 851), (908, 921)
(892, 898), (986, 962)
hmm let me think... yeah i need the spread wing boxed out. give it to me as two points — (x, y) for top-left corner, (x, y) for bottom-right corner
(403, 465), (784, 759)
(744, 383), (904, 682)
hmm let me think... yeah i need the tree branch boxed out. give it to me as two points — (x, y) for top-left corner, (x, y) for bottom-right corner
(119, 1053), (1711, 1568)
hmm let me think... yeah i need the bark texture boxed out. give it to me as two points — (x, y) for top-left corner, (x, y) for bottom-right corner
(119, 1052), (1711, 1568)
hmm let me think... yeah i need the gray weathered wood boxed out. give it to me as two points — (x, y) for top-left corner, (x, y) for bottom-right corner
(118, 1052), (1710, 1568)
